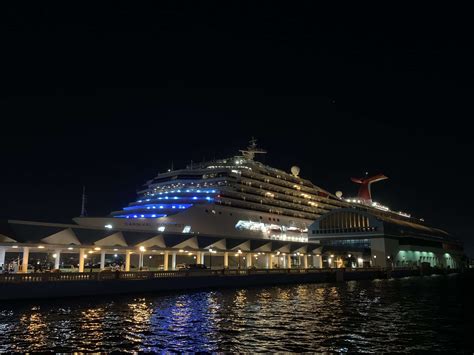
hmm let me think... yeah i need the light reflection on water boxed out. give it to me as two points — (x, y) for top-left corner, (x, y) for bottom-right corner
(0, 274), (471, 352)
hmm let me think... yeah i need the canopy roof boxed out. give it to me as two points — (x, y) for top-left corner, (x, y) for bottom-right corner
(0, 219), (320, 253)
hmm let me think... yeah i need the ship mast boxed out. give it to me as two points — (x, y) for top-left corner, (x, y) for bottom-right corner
(239, 137), (266, 160)
(80, 186), (87, 217)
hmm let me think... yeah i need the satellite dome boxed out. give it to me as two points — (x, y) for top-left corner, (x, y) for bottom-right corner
(291, 166), (300, 177)
(335, 191), (343, 198)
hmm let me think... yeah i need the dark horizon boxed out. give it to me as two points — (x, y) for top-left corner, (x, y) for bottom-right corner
(2, 4), (473, 257)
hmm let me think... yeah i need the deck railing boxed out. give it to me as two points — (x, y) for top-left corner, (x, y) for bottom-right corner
(0, 266), (426, 283)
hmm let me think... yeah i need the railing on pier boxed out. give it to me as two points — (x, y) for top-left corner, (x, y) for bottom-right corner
(0, 266), (427, 284)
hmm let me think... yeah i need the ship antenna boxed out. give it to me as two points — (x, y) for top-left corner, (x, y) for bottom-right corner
(80, 185), (87, 217)
(239, 137), (267, 160)
(171, 161), (174, 171)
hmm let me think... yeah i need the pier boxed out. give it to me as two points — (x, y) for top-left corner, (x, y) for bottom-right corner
(0, 267), (457, 301)
(0, 219), (464, 301)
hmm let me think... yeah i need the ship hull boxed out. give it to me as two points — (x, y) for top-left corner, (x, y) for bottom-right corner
(74, 204), (310, 242)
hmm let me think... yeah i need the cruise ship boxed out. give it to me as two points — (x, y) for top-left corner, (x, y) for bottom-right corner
(75, 140), (350, 242)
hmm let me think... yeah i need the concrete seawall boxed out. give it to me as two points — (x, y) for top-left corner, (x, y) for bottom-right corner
(0, 268), (455, 301)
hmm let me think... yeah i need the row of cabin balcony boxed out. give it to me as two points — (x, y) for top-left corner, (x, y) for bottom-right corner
(236, 178), (343, 208)
(223, 189), (324, 212)
(217, 197), (320, 220)
(239, 169), (345, 208)
(221, 190), (328, 216)
(236, 185), (335, 211)
(239, 170), (345, 206)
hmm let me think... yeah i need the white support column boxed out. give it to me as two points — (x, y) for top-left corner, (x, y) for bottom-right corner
(0, 247), (6, 268)
(139, 253), (144, 269)
(223, 252), (229, 268)
(21, 247), (30, 273)
(171, 251), (176, 270)
(199, 251), (205, 264)
(246, 253), (252, 268)
(54, 249), (61, 270)
(269, 254), (273, 269)
(125, 251), (131, 272)
(100, 251), (106, 270)
(196, 252), (201, 265)
(265, 254), (270, 269)
(171, 252), (177, 270)
(314, 255), (322, 268)
(303, 254), (308, 269)
(79, 248), (85, 272)
(163, 251), (169, 271)
(287, 254), (292, 269)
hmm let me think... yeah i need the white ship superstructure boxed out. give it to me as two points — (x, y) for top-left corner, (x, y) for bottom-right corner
(75, 140), (349, 241)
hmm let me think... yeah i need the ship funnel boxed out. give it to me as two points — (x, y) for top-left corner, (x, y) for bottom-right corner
(351, 173), (388, 202)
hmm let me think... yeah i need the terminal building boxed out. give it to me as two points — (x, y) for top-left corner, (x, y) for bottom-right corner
(308, 208), (463, 269)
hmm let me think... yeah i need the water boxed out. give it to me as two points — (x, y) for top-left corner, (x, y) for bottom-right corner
(0, 273), (471, 353)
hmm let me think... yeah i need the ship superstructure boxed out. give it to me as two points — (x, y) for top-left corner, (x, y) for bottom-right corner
(75, 140), (349, 241)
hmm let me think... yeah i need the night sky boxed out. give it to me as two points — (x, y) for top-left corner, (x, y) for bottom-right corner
(2, 5), (473, 256)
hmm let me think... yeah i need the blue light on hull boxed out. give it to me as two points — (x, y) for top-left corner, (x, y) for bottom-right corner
(123, 203), (193, 211)
(117, 188), (217, 219)
(136, 196), (215, 202)
(154, 189), (216, 194)
(114, 214), (167, 219)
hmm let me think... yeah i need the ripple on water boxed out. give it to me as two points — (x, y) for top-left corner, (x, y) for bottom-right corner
(0, 274), (472, 352)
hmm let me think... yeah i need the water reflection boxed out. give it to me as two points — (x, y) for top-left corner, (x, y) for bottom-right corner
(18, 310), (48, 350)
(0, 274), (471, 352)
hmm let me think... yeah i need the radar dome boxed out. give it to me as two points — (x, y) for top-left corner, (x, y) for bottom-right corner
(335, 191), (343, 198)
(291, 166), (300, 177)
